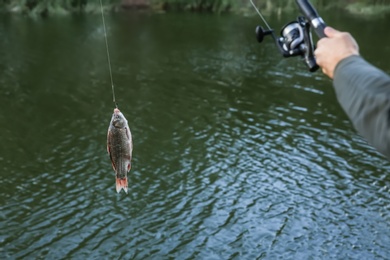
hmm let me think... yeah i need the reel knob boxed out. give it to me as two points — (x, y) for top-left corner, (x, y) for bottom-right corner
(256, 26), (273, 43)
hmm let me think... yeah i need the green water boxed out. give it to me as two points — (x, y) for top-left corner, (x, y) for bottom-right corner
(1, 10), (390, 259)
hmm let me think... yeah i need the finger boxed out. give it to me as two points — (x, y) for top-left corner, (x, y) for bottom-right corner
(315, 55), (323, 67)
(314, 39), (327, 56)
(321, 67), (328, 76)
(324, 26), (340, 38)
(314, 48), (320, 59)
(316, 36), (330, 48)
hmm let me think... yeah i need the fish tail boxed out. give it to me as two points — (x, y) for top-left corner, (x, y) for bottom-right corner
(116, 178), (128, 194)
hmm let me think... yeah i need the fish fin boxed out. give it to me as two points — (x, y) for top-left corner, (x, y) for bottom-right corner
(111, 161), (116, 171)
(107, 147), (116, 171)
(110, 156), (116, 171)
(107, 130), (111, 154)
(116, 178), (128, 194)
(125, 127), (131, 140)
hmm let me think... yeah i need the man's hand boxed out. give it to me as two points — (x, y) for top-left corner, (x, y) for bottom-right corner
(314, 27), (360, 79)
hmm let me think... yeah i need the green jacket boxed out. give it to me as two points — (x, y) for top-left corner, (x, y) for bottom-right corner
(333, 55), (390, 160)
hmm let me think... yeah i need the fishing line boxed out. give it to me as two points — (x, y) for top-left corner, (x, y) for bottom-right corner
(249, 0), (272, 31)
(99, 0), (118, 108)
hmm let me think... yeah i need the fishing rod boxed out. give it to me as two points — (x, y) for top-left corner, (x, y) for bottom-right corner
(250, 0), (327, 72)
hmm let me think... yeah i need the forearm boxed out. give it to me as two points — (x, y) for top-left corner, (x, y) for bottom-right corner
(333, 55), (390, 159)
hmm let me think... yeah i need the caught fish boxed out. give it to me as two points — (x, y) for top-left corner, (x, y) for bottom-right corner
(107, 108), (133, 193)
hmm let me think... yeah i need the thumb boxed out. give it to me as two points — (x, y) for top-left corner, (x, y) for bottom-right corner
(324, 26), (340, 37)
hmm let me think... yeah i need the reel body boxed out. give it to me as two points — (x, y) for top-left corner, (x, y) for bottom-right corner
(256, 16), (318, 72)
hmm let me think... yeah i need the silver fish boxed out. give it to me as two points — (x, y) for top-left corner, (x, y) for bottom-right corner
(107, 108), (133, 193)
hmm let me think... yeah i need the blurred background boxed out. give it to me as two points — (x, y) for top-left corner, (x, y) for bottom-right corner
(1, 0), (390, 16)
(1, 0), (390, 259)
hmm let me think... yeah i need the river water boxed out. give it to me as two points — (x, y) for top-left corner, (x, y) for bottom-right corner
(0, 9), (390, 259)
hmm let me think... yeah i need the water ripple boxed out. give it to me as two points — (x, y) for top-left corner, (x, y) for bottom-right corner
(1, 14), (390, 260)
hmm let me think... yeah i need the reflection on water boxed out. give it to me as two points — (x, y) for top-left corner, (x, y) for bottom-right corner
(1, 12), (390, 259)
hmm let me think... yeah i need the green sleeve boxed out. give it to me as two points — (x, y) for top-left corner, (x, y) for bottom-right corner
(333, 55), (390, 160)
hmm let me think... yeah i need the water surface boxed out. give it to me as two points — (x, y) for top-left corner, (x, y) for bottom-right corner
(1, 11), (390, 259)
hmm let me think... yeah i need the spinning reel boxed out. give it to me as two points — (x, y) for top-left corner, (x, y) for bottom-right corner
(252, 0), (326, 72)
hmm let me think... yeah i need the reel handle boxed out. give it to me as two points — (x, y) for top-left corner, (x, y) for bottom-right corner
(296, 0), (326, 38)
(255, 26), (274, 43)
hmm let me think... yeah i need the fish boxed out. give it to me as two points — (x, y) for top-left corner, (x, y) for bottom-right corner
(107, 108), (133, 193)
